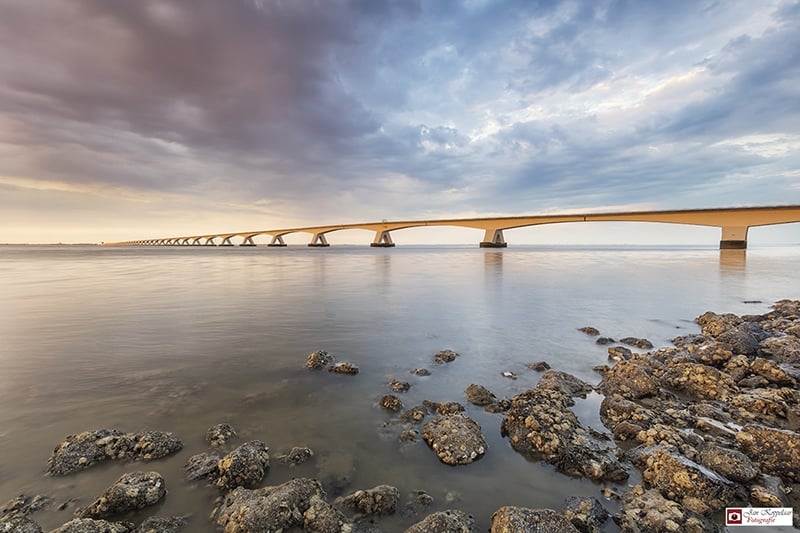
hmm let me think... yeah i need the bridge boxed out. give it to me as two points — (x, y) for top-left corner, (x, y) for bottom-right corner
(105, 205), (800, 249)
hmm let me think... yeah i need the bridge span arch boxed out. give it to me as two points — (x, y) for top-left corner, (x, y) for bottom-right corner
(106, 205), (800, 249)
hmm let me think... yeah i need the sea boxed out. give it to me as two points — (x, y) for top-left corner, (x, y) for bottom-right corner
(1, 243), (798, 532)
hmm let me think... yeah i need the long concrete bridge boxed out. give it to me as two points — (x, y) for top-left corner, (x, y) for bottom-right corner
(105, 205), (800, 249)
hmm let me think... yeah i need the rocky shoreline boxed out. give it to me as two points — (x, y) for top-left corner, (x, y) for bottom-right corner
(3, 299), (799, 532)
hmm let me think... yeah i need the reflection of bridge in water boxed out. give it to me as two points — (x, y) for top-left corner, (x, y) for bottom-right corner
(106, 205), (800, 250)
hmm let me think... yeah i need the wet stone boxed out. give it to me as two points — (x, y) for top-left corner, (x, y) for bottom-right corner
(619, 337), (654, 349)
(536, 370), (593, 398)
(422, 414), (487, 466)
(410, 368), (432, 376)
(578, 326), (600, 336)
(275, 446), (314, 466)
(423, 400), (465, 415)
(329, 362), (360, 375)
(465, 384), (497, 406)
(596, 360), (659, 400)
(760, 336), (800, 363)
(1, 494), (50, 519)
(335, 485), (399, 516)
(716, 322), (768, 356)
(51, 518), (134, 533)
(205, 423), (237, 447)
(561, 496), (609, 533)
(216, 440), (270, 491)
(737, 375), (770, 388)
(736, 424), (800, 482)
(616, 485), (721, 533)
(595, 337), (615, 345)
(47, 429), (183, 476)
(490, 507), (579, 533)
(76, 471), (166, 519)
(661, 362), (736, 400)
(137, 516), (188, 533)
(400, 490), (433, 518)
(749, 357), (796, 385)
(303, 498), (350, 533)
(405, 509), (477, 533)
(607, 346), (632, 361)
(434, 349), (460, 364)
(0, 515), (43, 533)
(527, 361), (551, 371)
(388, 379), (411, 392)
(696, 445), (759, 482)
(749, 475), (789, 507)
(215, 478), (325, 532)
(380, 395), (404, 412)
(306, 350), (333, 369)
(399, 405), (429, 424)
(184, 452), (221, 481)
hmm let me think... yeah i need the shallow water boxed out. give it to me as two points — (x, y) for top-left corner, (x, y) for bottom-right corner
(1, 244), (798, 531)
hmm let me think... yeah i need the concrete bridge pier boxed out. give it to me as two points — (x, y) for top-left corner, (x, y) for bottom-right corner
(308, 233), (330, 247)
(720, 226), (748, 249)
(268, 235), (287, 247)
(480, 229), (508, 248)
(371, 230), (395, 247)
(240, 236), (257, 246)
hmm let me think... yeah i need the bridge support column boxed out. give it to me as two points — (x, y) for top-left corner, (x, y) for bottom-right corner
(268, 235), (287, 247)
(204, 237), (216, 246)
(220, 237), (234, 246)
(720, 226), (748, 249)
(240, 236), (257, 246)
(191, 238), (202, 246)
(480, 229), (507, 248)
(371, 230), (395, 247)
(308, 233), (330, 247)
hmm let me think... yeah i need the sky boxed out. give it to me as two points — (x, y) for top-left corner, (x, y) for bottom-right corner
(1, 0), (799, 245)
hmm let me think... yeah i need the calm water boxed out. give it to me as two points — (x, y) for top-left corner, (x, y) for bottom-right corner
(1, 244), (798, 531)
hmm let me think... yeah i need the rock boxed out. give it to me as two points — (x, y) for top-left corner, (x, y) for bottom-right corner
(51, 518), (134, 533)
(672, 333), (706, 347)
(595, 337), (615, 345)
(596, 360), (660, 400)
(422, 414), (487, 465)
(47, 429), (183, 476)
(215, 478), (325, 532)
(633, 424), (704, 459)
(685, 340), (734, 366)
(405, 509), (477, 532)
(723, 354), (750, 381)
(306, 350), (333, 369)
(206, 423), (237, 447)
(329, 362), (360, 375)
(619, 337), (654, 349)
(501, 388), (627, 481)
(490, 507), (579, 533)
(607, 346), (632, 361)
(561, 496), (609, 533)
(696, 311), (741, 337)
(388, 379), (411, 392)
(615, 485), (721, 533)
(536, 370), (593, 398)
(599, 395), (658, 437)
(410, 368), (432, 376)
(216, 440), (270, 491)
(749, 474), (789, 507)
(136, 516), (188, 533)
(737, 375), (770, 388)
(334, 484), (399, 516)
(399, 405), (429, 424)
(379, 395), (403, 412)
(434, 349), (459, 364)
(760, 336), (800, 363)
(696, 445), (759, 482)
(465, 384), (497, 406)
(1, 494), (50, 519)
(275, 446), (314, 466)
(661, 362), (736, 400)
(423, 400), (465, 415)
(749, 357), (796, 385)
(303, 498), (350, 533)
(716, 323), (769, 355)
(484, 399), (512, 413)
(578, 326), (600, 336)
(728, 388), (792, 425)
(630, 445), (739, 515)
(527, 361), (551, 371)
(184, 452), (221, 481)
(400, 490), (433, 518)
(76, 471), (166, 519)
(0, 515), (43, 533)
(399, 429), (419, 442)
(736, 424), (800, 482)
